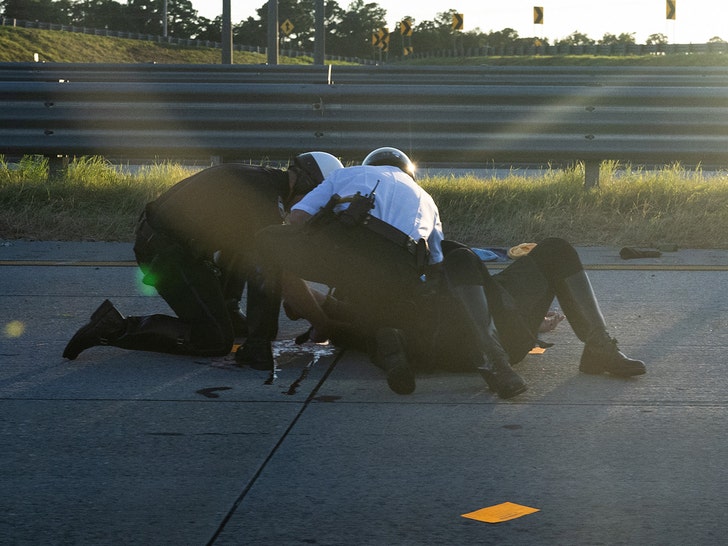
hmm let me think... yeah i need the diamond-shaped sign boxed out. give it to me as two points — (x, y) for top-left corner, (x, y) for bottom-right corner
(280, 19), (294, 35)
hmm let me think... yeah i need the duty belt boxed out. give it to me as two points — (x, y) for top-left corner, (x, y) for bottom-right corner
(135, 212), (218, 276)
(135, 211), (176, 251)
(358, 215), (430, 271)
(136, 211), (200, 257)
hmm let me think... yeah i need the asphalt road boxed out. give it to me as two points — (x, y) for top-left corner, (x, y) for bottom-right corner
(1, 240), (727, 545)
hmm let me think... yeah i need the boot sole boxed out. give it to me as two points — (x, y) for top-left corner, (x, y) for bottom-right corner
(375, 328), (415, 395)
(479, 368), (528, 399)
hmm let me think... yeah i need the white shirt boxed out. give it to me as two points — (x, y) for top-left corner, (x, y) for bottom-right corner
(292, 165), (444, 264)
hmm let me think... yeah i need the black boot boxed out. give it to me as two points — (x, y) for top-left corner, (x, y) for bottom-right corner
(63, 300), (126, 360)
(235, 275), (280, 371)
(64, 300), (229, 358)
(235, 338), (274, 370)
(555, 270), (645, 377)
(374, 327), (416, 395)
(453, 285), (528, 399)
(477, 336), (528, 399)
(443, 248), (527, 399)
(455, 285), (528, 399)
(111, 314), (196, 354)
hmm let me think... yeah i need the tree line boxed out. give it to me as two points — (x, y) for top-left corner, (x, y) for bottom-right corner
(2, 0), (725, 60)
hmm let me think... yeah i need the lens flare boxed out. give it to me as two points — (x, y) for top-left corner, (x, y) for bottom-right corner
(4, 320), (25, 338)
(135, 268), (158, 296)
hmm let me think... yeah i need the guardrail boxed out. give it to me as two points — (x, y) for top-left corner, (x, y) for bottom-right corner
(5, 62), (728, 86)
(2, 63), (728, 186)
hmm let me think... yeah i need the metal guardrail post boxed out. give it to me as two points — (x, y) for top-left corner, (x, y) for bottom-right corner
(584, 161), (600, 188)
(47, 155), (69, 180)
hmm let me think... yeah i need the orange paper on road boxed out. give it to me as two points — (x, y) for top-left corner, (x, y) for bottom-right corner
(461, 501), (540, 524)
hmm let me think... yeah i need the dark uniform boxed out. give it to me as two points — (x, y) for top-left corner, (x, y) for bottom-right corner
(419, 237), (646, 399)
(132, 163), (290, 354)
(64, 163), (289, 358)
(63, 151), (344, 363)
(256, 148), (444, 395)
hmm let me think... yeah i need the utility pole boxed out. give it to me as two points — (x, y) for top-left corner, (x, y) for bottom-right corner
(162, 0), (168, 37)
(314, 0), (325, 65)
(222, 0), (232, 64)
(267, 0), (279, 65)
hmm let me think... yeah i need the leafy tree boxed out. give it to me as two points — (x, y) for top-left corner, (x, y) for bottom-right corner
(237, 0), (344, 52)
(1, 0), (73, 23)
(708, 36), (726, 43)
(599, 32), (635, 45)
(3, 0), (712, 59)
(411, 10), (462, 53)
(646, 33), (668, 46)
(194, 15), (222, 41)
(165, 0), (200, 37)
(484, 27), (520, 50)
(70, 0), (128, 30)
(236, 14), (267, 47)
(328, 0), (385, 58)
(124, 0), (163, 34)
(283, 0), (338, 50)
(555, 31), (595, 46)
(122, 0), (199, 36)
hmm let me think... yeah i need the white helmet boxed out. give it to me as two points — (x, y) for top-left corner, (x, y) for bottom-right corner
(292, 151), (343, 192)
(362, 147), (416, 179)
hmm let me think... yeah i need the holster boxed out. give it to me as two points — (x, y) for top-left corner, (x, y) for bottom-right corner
(134, 212), (217, 287)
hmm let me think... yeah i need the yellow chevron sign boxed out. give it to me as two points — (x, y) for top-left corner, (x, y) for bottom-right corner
(452, 13), (463, 30)
(400, 19), (413, 36)
(666, 0), (676, 20)
(372, 28), (390, 50)
(533, 6), (543, 24)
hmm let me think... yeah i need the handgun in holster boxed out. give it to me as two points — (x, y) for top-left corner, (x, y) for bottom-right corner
(306, 193), (342, 228)
(416, 238), (430, 274)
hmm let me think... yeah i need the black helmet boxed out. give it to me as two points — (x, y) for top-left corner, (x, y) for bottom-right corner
(362, 147), (416, 179)
(292, 151), (343, 194)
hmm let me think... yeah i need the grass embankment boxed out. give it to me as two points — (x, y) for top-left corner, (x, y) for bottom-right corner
(0, 26), (314, 64)
(4, 25), (728, 66)
(2, 156), (727, 248)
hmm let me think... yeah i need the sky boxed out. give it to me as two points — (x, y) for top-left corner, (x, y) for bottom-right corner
(190, 0), (727, 44)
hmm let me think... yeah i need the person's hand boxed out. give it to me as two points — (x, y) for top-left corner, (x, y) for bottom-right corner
(539, 310), (565, 333)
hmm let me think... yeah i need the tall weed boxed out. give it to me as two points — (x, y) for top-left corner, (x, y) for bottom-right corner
(2, 155), (728, 247)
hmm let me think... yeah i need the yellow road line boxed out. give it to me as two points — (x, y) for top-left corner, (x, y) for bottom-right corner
(486, 263), (728, 272)
(0, 260), (137, 267)
(584, 264), (728, 271)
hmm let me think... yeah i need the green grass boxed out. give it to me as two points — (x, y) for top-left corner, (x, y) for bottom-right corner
(426, 162), (728, 248)
(3, 25), (728, 66)
(0, 155), (192, 240)
(0, 26), (327, 64)
(2, 156), (727, 248)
